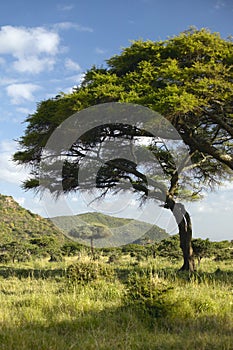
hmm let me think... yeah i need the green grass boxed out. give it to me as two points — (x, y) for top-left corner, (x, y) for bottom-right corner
(0, 256), (232, 350)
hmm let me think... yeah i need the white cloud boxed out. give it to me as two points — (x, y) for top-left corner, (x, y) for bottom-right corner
(0, 77), (19, 86)
(66, 73), (85, 84)
(222, 181), (233, 190)
(65, 58), (81, 71)
(95, 47), (107, 54)
(62, 86), (75, 94)
(0, 140), (29, 185)
(13, 56), (55, 74)
(0, 25), (59, 56)
(191, 188), (233, 215)
(53, 22), (93, 32)
(15, 197), (26, 206)
(6, 83), (41, 104)
(214, 0), (225, 9)
(16, 107), (33, 115)
(49, 74), (85, 97)
(57, 4), (74, 11)
(0, 25), (60, 74)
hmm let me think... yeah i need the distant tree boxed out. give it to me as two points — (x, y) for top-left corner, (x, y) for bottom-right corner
(192, 238), (213, 265)
(29, 236), (61, 260)
(0, 241), (30, 263)
(157, 235), (182, 260)
(61, 241), (83, 256)
(212, 240), (233, 261)
(69, 223), (111, 258)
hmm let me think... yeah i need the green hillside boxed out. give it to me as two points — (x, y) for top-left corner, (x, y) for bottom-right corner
(0, 194), (169, 248)
(0, 194), (64, 244)
(52, 212), (169, 247)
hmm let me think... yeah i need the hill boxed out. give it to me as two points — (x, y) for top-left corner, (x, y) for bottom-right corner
(0, 194), (64, 244)
(52, 212), (169, 247)
(0, 194), (169, 248)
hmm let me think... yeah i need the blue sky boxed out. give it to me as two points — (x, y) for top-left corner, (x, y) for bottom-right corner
(0, 0), (232, 241)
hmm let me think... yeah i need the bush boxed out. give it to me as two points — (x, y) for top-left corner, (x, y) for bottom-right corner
(0, 253), (11, 263)
(214, 249), (233, 261)
(157, 235), (182, 260)
(61, 242), (83, 256)
(126, 269), (173, 317)
(66, 261), (114, 284)
(107, 254), (120, 263)
(49, 252), (63, 262)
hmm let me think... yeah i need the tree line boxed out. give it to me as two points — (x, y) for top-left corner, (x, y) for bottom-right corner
(0, 234), (232, 264)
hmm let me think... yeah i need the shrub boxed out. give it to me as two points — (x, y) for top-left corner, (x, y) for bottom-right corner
(49, 252), (63, 262)
(107, 254), (120, 263)
(66, 261), (114, 284)
(157, 235), (182, 260)
(214, 249), (233, 261)
(0, 253), (11, 263)
(126, 269), (173, 317)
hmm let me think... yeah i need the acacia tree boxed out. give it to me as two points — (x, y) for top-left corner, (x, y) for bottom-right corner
(70, 223), (111, 258)
(14, 28), (233, 271)
(15, 101), (199, 270)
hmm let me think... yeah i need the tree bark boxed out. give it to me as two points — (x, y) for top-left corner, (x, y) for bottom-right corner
(166, 196), (195, 272)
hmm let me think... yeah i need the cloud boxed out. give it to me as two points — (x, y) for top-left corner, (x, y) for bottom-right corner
(6, 83), (41, 104)
(16, 107), (33, 115)
(95, 47), (107, 54)
(57, 4), (74, 11)
(62, 86), (75, 94)
(65, 58), (81, 71)
(191, 188), (233, 215)
(0, 77), (19, 86)
(15, 197), (26, 206)
(222, 181), (233, 190)
(0, 25), (59, 56)
(0, 25), (60, 74)
(13, 56), (55, 74)
(53, 22), (93, 32)
(65, 73), (85, 89)
(0, 140), (29, 185)
(214, 0), (225, 9)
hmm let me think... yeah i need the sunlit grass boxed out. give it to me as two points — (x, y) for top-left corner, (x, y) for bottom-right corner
(0, 256), (232, 350)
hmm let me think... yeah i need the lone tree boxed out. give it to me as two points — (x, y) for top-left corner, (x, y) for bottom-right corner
(69, 223), (111, 258)
(14, 28), (233, 271)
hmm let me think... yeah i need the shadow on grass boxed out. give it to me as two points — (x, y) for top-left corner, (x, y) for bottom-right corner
(0, 266), (65, 279)
(113, 263), (233, 287)
(0, 305), (232, 350)
(176, 268), (233, 286)
(1, 263), (233, 286)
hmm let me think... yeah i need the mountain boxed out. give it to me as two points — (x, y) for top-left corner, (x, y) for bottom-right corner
(0, 194), (64, 244)
(0, 194), (169, 247)
(52, 212), (169, 247)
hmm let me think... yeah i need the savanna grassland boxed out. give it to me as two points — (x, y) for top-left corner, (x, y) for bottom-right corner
(0, 254), (232, 350)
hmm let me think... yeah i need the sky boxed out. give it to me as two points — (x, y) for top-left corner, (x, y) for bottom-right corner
(0, 0), (232, 242)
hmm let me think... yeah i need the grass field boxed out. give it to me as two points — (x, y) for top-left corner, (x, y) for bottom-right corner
(0, 255), (232, 350)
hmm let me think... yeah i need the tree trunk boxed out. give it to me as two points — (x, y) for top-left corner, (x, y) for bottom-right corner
(90, 237), (95, 259)
(178, 205), (195, 271)
(166, 196), (195, 272)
